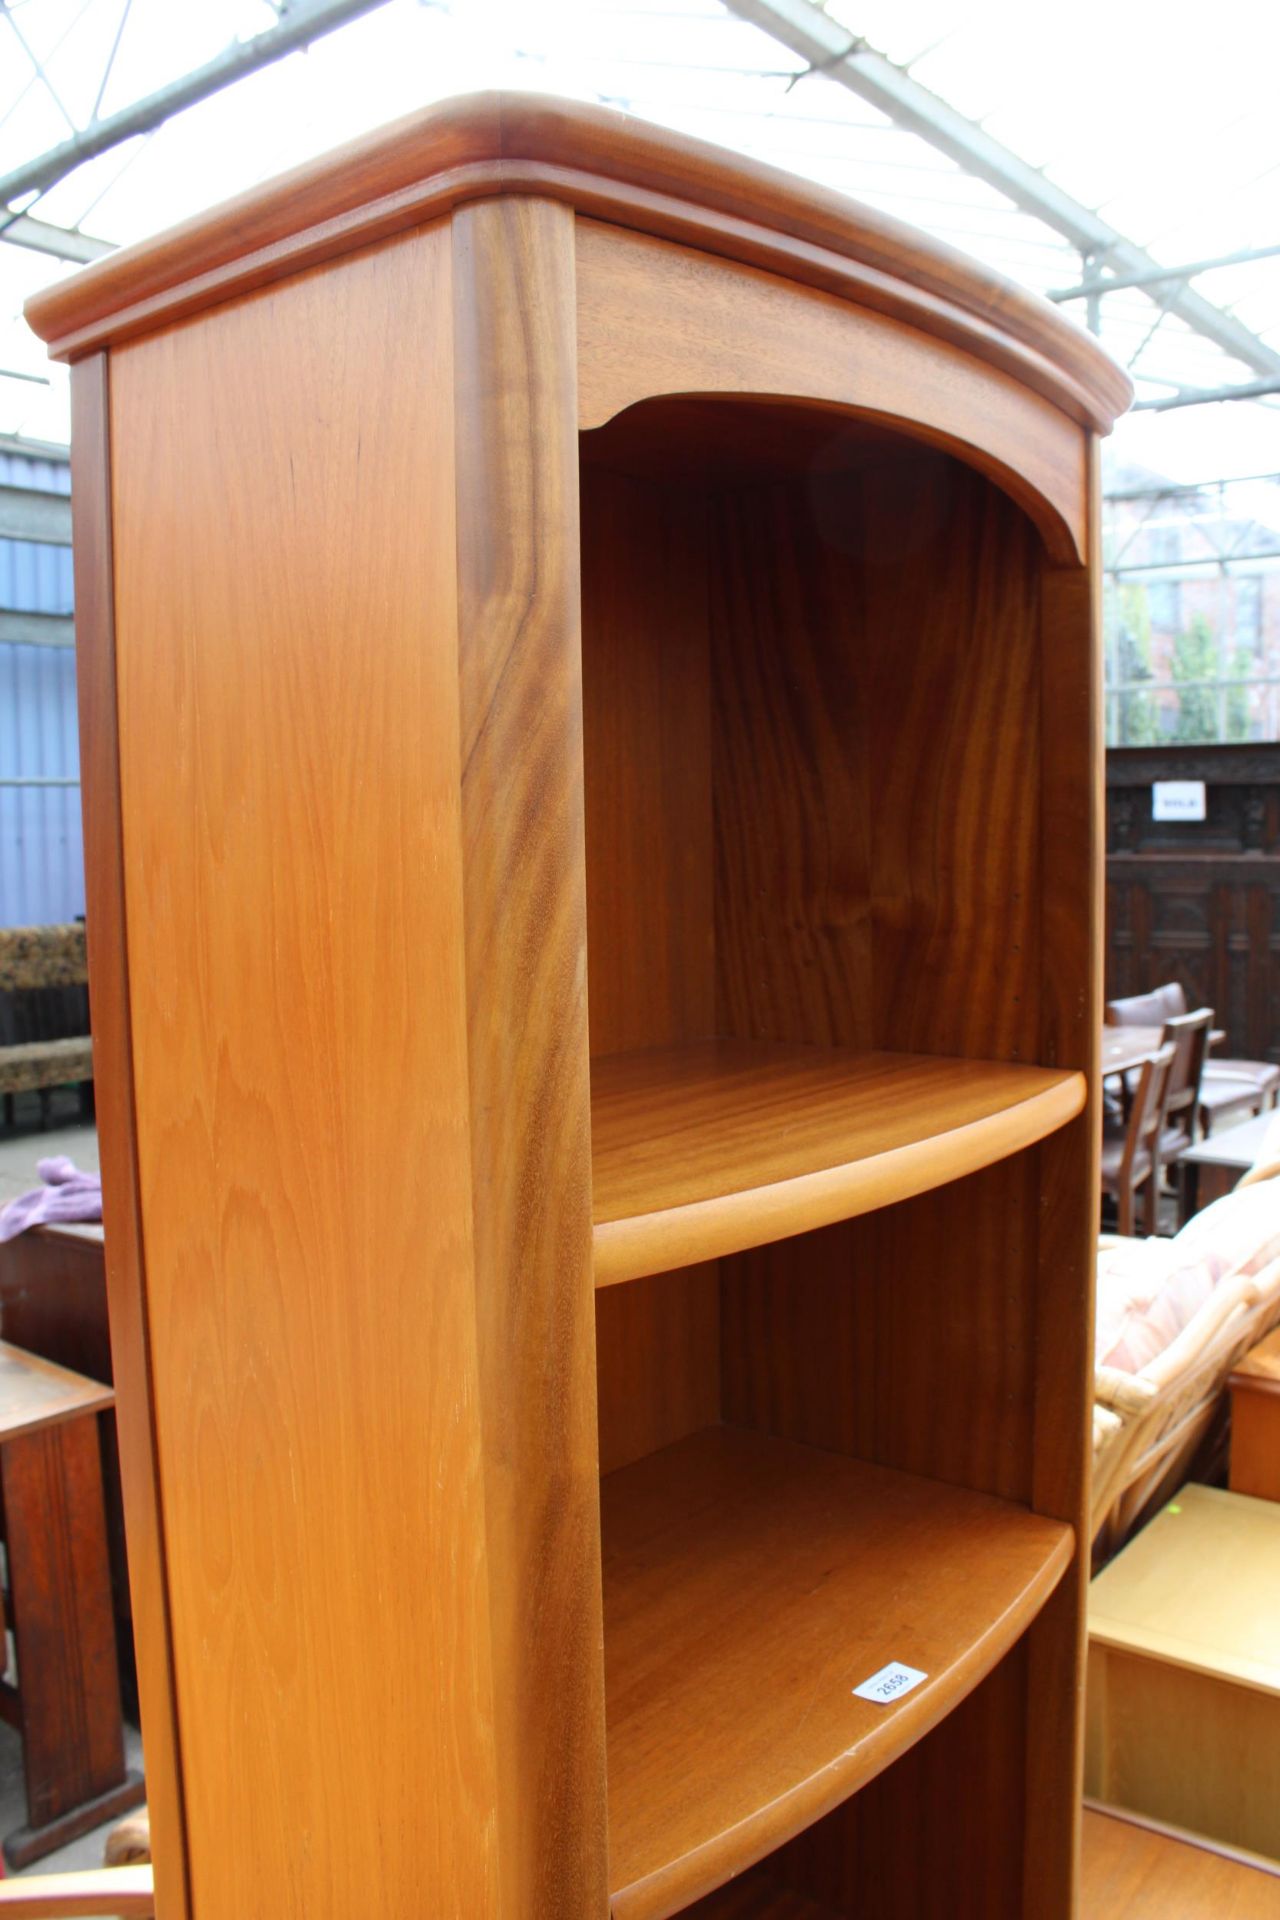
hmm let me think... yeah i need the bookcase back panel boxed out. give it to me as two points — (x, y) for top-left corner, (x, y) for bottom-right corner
(581, 400), (1048, 1068)
(862, 459), (1044, 1061)
(595, 1263), (721, 1476)
(709, 478), (873, 1050)
(720, 1154), (1038, 1506)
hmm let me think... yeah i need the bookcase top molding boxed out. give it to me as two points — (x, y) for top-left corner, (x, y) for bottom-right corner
(26, 90), (1131, 429)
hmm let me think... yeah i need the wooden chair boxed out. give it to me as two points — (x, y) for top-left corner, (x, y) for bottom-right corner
(1106, 985), (1184, 1028)
(1100, 1043), (1175, 1237)
(1106, 982), (1280, 1130)
(1156, 1008), (1212, 1162)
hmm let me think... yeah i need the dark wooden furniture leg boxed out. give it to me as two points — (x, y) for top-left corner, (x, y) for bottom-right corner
(1181, 1158), (1200, 1227)
(2, 1415), (144, 1867)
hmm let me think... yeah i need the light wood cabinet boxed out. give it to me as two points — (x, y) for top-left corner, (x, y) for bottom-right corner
(26, 93), (1130, 1920)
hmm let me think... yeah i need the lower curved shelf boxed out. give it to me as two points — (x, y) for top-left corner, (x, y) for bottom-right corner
(601, 1426), (1073, 1920)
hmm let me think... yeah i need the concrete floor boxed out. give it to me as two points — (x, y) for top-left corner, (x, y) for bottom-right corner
(0, 1097), (143, 1894)
(0, 1720), (145, 1884)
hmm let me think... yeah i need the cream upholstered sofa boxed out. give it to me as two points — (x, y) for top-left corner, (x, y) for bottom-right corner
(1092, 1133), (1280, 1560)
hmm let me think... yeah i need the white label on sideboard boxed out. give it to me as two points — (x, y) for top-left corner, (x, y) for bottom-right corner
(853, 1661), (927, 1705)
(1152, 780), (1206, 822)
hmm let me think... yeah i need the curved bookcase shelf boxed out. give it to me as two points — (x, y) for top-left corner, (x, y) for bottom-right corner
(602, 1427), (1073, 1920)
(591, 1043), (1086, 1287)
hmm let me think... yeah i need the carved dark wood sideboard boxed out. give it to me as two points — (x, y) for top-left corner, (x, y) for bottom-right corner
(1107, 744), (1280, 1065)
(26, 92), (1129, 1920)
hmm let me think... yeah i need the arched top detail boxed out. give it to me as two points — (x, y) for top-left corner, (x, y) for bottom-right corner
(575, 223), (1090, 563)
(25, 91), (1131, 435)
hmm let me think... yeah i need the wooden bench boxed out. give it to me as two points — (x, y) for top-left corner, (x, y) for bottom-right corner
(0, 926), (93, 1129)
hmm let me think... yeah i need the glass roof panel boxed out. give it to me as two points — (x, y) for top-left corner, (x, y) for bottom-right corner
(1, 0), (1276, 461)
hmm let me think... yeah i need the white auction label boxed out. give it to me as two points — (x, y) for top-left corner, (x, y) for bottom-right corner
(853, 1661), (927, 1705)
(1152, 780), (1206, 823)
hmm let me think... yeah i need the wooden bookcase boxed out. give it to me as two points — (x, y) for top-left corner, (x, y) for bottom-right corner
(26, 94), (1130, 1920)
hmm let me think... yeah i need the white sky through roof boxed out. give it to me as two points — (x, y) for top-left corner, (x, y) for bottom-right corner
(1, 0), (1277, 484)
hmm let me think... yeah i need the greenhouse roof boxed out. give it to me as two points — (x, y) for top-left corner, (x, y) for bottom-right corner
(1, 0), (1277, 477)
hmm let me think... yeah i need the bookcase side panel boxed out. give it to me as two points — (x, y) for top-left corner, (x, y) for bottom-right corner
(70, 353), (190, 1920)
(108, 223), (503, 1916)
(1023, 437), (1106, 1920)
(452, 196), (611, 1920)
(580, 466), (714, 1057)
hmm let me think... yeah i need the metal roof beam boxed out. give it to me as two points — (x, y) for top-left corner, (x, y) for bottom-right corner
(1051, 241), (1280, 303)
(1131, 378), (1280, 412)
(720, 0), (1280, 380)
(0, 433), (70, 464)
(0, 0), (393, 213)
(1, 213), (114, 263)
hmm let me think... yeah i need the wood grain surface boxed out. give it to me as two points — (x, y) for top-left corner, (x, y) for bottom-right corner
(859, 464), (1044, 1060)
(108, 226), (501, 1916)
(1021, 444), (1106, 1918)
(452, 196), (610, 1918)
(577, 369), (1097, 1917)
(591, 1043), (1083, 1285)
(1080, 1804), (1280, 1918)
(771, 1651), (1030, 1920)
(1229, 1325), (1280, 1392)
(576, 224), (1087, 561)
(0, 1342), (111, 1441)
(601, 1426), (1071, 1920)
(1087, 1487), (1280, 1855)
(1087, 1644), (1280, 1862)
(0, 1865), (155, 1917)
(68, 353), (189, 1920)
(707, 475), (872, 1050)
(24, 96), (1130, 434)
(720, 1156), (1040, 1506)
(46, 103), (1108, 1916)
(1088, 1485), (1280, 1691)
(1229, 1327), (1280, 1498)
(681, 1873), (840, 1917)
(706, 1801), (1280, 1919)
(594, 1265), (719, 1477)
(3, 1416), (126, 1830)
(580, 465), (712, 1056)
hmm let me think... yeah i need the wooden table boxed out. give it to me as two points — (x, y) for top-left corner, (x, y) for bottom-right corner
(1228, 1327), (1280, 1503)
(1100, 1025), (1228, 1079)
(0, 1340), (144, 1867)
(1100, 1025), (1164, 1078)
(1086, 1483), (1280, 1859)
(1176, 1110), (1275, 1224)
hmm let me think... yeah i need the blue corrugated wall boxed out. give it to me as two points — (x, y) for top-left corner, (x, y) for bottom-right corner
(0, 449), (84, 929)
